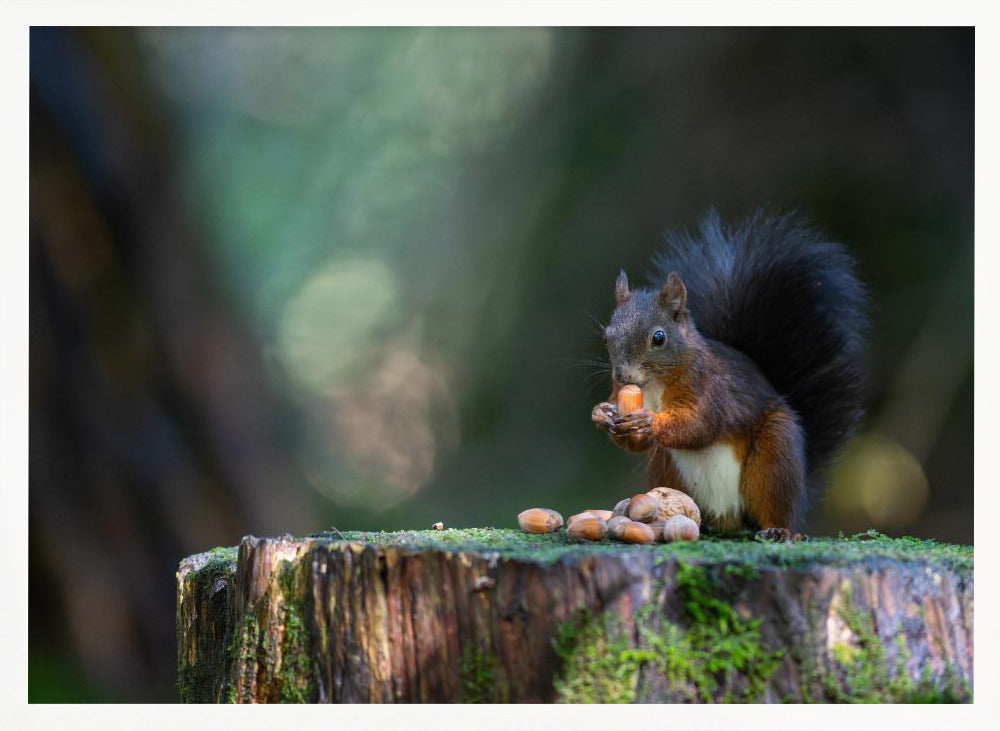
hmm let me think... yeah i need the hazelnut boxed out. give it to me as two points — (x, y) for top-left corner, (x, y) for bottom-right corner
(616, 386), (645, 450)
(646, 487), (701, 526)
(568, 509), (613, 525)
(663, 515), (700, 542)
(627, 493), (660, 523)
(610, 520), (655, 544)
(646, 521), (666, 541)
(517, 508), (564, 534)
(611, 498), (631, 517)
(616, 384), (643, 415)
(606, 515), (632, 534)
(567, 511), (597, 525)
(566, 516), (607, 542)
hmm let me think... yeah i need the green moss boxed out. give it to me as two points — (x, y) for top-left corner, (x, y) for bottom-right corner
(183, 528), (973, 574)
(818, 588), (970, 703)
(177, 547), (240, 703)
(303, 528), (972, 573)
(829, 590), (890, 702)
(221, 561), (316, 703)
(552, 562), (783, 703)
(177, 660), (213, 703)
(224, 613), (260, 703)
(666, 562), (784, 702)
(549, 552), (968, 705)
(205, 545), (239, 561)
(831, 642), (859, 666)
(794, 602), (825, 704)
(552, 607), (645, 703)
(276, 561), (316, 703)
(459, 645), (505, 703)
(182, 546), (239, 598)
(236, 615), (260, 662)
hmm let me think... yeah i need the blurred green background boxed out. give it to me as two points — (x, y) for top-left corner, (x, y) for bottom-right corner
(29, 27), (972, 702)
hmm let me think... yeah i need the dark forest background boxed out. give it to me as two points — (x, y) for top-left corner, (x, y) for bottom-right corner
(29, 27), (972, 701)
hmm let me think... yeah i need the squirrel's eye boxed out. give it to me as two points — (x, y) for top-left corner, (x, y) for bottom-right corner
(651, 330), (666, 347)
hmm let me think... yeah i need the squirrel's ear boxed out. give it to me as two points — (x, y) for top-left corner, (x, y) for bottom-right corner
(660, 271), (688, 320)
(614, 269), (631, 306)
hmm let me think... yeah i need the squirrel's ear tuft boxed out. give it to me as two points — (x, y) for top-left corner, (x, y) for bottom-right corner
(614, 269), (631, 306)
(660, 271), (688, 320)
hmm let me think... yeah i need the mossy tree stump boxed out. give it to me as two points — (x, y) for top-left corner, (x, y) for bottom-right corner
(176, 529), (973, 703)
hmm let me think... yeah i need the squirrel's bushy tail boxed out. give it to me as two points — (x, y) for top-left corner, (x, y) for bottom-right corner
(652, 210), (868, 484)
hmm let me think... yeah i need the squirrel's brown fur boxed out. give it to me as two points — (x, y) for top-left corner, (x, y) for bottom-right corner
(592, 212), (866, 540)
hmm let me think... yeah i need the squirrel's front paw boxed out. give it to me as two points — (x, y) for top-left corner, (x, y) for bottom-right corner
(591, 402), (617, 433)
(611, 409), (653, 437)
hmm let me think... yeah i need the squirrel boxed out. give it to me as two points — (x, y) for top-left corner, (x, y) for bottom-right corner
(591, 210), (867, 541)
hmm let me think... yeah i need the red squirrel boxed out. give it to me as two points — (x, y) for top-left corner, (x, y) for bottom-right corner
(591, 211), (867, 540)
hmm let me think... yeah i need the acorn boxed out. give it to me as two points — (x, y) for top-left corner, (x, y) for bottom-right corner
(627, 493), (660, 523)
(518, 508), (564, 534)
(646, 487), (701, 526)
(566, 516), (607, 542)
(609, 520), (655, 544)
(616, 384), (643, 415)
(611, 498), (631, 517)
(663, 514), (700, 542)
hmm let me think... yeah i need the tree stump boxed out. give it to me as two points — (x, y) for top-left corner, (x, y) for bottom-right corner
(176, 529), (973, 703)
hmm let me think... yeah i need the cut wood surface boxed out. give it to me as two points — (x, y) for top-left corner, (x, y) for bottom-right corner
(176, 529), (973, 703)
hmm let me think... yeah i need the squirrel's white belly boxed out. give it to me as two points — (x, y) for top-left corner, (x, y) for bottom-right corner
(668, 444), (743, 522)
(640, 381), (665, 412)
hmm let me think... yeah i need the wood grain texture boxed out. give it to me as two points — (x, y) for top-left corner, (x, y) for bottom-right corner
(177, 532), (973, 703)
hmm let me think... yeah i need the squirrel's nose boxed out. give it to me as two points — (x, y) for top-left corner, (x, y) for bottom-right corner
(614, 365), (639, 386)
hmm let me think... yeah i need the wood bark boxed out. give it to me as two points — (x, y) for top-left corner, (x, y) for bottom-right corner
(177, 534), (973, 703)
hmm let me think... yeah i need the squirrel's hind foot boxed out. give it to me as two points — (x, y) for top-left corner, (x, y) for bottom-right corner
(755, 527), (804, 542)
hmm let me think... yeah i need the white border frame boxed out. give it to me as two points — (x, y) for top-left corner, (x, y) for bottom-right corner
(2, 2), (995, 729)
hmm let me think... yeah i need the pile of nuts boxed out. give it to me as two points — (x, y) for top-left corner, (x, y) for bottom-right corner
(516, 387), (701, 544)
(517, 487), (701, 544)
